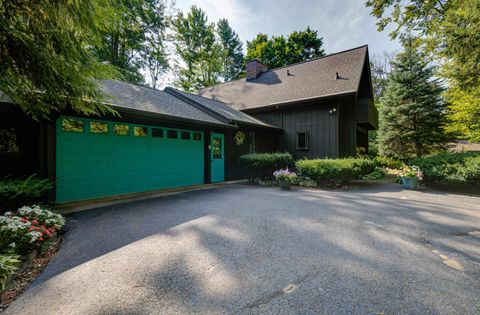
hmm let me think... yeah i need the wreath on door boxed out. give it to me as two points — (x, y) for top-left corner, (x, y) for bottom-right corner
(234, 131), (246, 146)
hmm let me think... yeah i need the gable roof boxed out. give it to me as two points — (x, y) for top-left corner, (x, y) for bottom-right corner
(164, 88), (280, 129)
(199, 45), (369, 111)
(101, 80), (233, 127)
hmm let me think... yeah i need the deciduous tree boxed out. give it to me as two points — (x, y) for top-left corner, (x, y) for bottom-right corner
(0, 0), (118, 119)
(366, 0), (480, 141)
(172, 6), (222, 92)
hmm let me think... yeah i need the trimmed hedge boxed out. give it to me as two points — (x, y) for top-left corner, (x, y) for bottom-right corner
(411, 152), (480, 184)
(239, 153), (294, 181)
(374, 156), (405, 169)
(296, 158), (376, 185)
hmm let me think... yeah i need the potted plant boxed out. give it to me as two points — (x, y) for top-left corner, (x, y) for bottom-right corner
(273, 168), (297, 190)
(399, 165), (423, 189)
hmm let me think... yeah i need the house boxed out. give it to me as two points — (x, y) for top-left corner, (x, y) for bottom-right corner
(200, 45), (377, 159)
(0, 45), (376, 204)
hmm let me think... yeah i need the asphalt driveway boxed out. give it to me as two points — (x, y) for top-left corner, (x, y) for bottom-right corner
(5, 183), (480, 314)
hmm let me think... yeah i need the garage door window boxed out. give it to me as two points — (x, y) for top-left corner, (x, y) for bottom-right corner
(134, 126), (148, 137)
(167, 130), (178, 139)
(114, 124), (129, 136)
(152, 128), (164, 138)
(90, 121), (109, 134)
(193, 132), (202, 141)
(62, 118), (84, 133)
(181, 131), (190, 140)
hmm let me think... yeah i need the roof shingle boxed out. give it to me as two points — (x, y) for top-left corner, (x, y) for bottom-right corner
(199, 46), (368, 111)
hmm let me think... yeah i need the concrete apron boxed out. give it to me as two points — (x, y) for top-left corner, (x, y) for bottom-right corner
(55, 180), (247, 214)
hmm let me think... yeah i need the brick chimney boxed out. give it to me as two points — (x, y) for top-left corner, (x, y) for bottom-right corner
(246, 59), (267, 80)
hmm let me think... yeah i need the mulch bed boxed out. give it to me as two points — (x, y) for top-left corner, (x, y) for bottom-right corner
(0, 239), (61, 312)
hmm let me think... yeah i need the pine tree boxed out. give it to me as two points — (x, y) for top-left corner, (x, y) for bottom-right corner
(217, 19), (244, 82)
(378, 37), (448, 159)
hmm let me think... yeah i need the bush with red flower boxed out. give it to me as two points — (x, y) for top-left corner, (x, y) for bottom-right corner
(0, 206), (64, 255)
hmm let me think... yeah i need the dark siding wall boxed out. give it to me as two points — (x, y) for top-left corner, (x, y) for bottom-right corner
(251, 99), (342, 159)
(338, 96), (357, 157)
(223, 128), (277, 181)
(0, 109), (45, 178)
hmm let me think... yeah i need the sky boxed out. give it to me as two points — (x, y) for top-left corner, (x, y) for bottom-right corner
(174, 0), (401, 56)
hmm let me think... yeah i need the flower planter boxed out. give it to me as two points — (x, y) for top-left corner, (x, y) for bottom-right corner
(279, 179), (291, 190)
(401, 177), (419, 190)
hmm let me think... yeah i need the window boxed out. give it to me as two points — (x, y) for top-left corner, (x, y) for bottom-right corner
(167, 129), (178, 139)
(193, 132), (202, 141)
(152, 128), (164, 138)
(180, 131), (190, 140)
(90, 121), (109, 134)
(114, 124), (129, 136)
(248, 131), (256, 154)
(62, 118), (84, 133)
(134, 126), (148, 137)
(0, 128), (20, 153)
(212, 137), (222, 159)
(296, 132), (309, 150)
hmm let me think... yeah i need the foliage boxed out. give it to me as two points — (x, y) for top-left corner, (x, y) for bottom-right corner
(370, 52), (395, 102)
(445, 86), (480, 142)
(94, 0), (169, 84)
(217, 19), (244, 82)
(17, 206), (65, 231)
(273, 168), (297, 183)
(399, 165), (423, 179)
(0, 0), (119, 120)
(0, 176), (53, 212)
(366, 0), (480, 142)
(172, 6), (223, 92)
(378, 37), (448, 159)
(239, 153), (294, 182)
(0, 206), (64, 255)
(361, 167), (385, 181)
(0, 253), (20, 291)
(411, 152), (480, 184)
(246, 27), (325, 68)
(374, 156), (405, 169)
(144, 0), (171, 89)
(295, 158), (376, 185)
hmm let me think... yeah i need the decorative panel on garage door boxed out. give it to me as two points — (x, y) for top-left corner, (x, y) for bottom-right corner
(56, 116), (204, 203)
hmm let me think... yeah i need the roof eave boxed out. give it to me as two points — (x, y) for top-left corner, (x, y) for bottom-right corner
(240, 90), (357, 113)
(106, 102), (237, 129)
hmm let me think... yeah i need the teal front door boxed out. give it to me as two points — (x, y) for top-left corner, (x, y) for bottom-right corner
(56, 116), (205, 203)
(210, 133), (224, 182)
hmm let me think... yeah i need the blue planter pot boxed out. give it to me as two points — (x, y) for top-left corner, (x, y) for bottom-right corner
(401, 177), (419, 190)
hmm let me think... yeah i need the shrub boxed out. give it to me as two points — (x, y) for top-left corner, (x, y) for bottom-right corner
(17, 205), (65, 231)
(374, 156), (405, 169)
(239, 153), (294, 181)
(0, 253), (21, 291)
(411, 152), (480, 184)
(361, 167), (385, 181)
(296, 158), (376, 185)
(0, 206), (64, 255)
(0, 175), (53, 212)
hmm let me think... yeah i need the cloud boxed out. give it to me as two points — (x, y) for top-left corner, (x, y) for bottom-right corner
(175, 0), (400, 55)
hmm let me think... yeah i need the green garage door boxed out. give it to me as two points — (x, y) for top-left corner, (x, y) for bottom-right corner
(56, 116), (205, 203)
